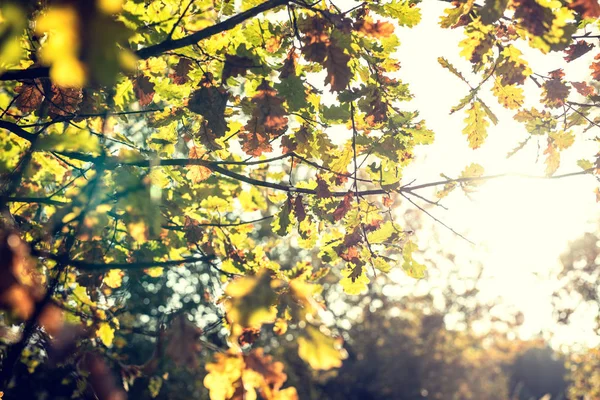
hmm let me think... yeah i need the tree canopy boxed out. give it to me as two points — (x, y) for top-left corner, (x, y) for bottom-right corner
(0, 0), (600, 399)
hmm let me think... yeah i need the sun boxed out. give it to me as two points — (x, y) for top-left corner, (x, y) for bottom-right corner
(453, 174), (598, 343)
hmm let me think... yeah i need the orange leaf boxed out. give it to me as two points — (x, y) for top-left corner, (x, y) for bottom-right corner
(332, 191), (353, 221)
(569, 0), (600, 18)
(355, 17), (395, 38)
(186, 146), (212, 183)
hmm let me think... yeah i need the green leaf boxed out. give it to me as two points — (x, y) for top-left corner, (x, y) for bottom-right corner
(438, 57), (469, 84)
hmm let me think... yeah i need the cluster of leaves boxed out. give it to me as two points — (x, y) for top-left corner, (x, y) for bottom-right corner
(0, 0), (599, 398)
(439, 0), (600, 178)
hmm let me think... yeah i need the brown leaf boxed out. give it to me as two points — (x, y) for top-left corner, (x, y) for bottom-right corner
(48, 85), (83, 117)
(133, 75), (155, 107)
(571, 81), (595, 96)
(355, 16), (395, 38)
(238, 327), (260, 347)
(332, 191), (353, 221)
(294, 195), (307, 222)
(39, 304), (65, 336)
(315, 175), (332, 198)
(184, 217), (203, 244)
(324, 42), (351, 92)
(513, 0), (550, 37)
(165, 315), (203, 370)
(569, 0), (600, 18)
(0, 230), (43, 321)
(188, 76), (229, 138)
(590, 54), (600, 80)
(244, 348), (287, 391)
(222, 55), (256, 81)
(170, 58), (193, 85)
(15, 81), (44, 114)
(564, 40), (594, 62)
(542, 78), (570, 108)
(198, 121), (223, 150)
(300, 16), (330, 63)
(239, 81), (288, 156)
(280, 49), (298, 79)
(365, 89), (387, 125)
(82, 353), (127, 400)
(186, 146), (212, 183)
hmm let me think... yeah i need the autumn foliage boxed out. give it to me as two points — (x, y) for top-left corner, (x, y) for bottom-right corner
(1, 0), (600, 399)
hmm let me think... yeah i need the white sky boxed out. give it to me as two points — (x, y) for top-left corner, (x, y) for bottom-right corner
(388, 3), (600, 347)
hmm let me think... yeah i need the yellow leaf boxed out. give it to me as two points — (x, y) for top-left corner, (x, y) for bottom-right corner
(463, 102), (489, 149)
(492, 81), (524, 110)
(103, 269), (123, 289)
(145, 267), (164, 277)
(98, 0), (123, 14)
(50, 57), (86, 88)
(340, 267), (369, 295)
(224, 271), (278, 328)
(204, 353), (244, 400)
(297, 325), (345, 370)
(97, 322), (115, 347)
(128, 220), (148, 242)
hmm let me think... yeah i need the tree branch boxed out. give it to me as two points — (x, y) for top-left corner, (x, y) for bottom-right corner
(0, 0), (289, 81)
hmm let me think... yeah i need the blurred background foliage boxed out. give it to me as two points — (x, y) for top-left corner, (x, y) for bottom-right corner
(3, 213), (600, 400)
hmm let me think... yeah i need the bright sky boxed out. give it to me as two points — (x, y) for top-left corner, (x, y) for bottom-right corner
(386, 3), (600, 346)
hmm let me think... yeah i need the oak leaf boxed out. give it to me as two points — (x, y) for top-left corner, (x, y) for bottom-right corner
(564, 40), (594, 62)
(170, 58), (193, 84)
(0, 230), (44, 321)
(590, 54), (600, 80)
(15, 80), (44, 114)
(332, 191), (353, 221)
(299, 16), (330, 63)
(186, 146), (212, 183)
(324, 41), (351, 92)
(239, 81), (288, 156)
(542, 78), (570, 108)
(354, 16), (395, 38)
(463, 102), (489, 149)
(571, 81), (595, 97)
(188, 75), (230, 138)
(279, 49), (298, 79)
(294, 195), (307, 222)
(133, 75), (155, 107)
(315, 175), (332, 198)
(297, 325), (345, 370)
(568, 0), (600, 18)
(222, 54), (255, 81)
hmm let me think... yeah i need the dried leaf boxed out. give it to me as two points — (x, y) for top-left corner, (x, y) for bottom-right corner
(571, 81), (595, 97)
(15, 81), (44, 114)
(332, 191), (353, 221)
(222, 54), (255, 81)
(564, 40), (594, 62)
(355, 16), (395, 38)
(170, 58), (193, 84)
(186, 146), (212, 183)
(133, 75), (155, 107)
(239, 80), (288, 156)
(324, 42), (351, 92)
(188, 75), (229, 138)
(569, 0), (600, 18)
